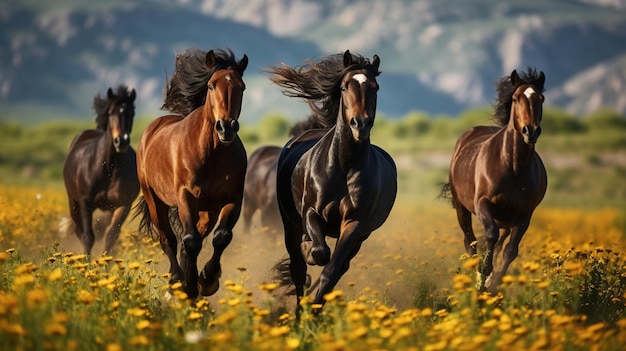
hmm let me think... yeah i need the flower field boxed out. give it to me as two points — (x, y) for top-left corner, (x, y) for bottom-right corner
(1, 184), (625, 351)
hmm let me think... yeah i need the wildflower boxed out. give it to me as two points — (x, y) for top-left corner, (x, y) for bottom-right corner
(136, 320), (151, 330)
(462, 257), (480, 270)
(210, 330), (234, 343)
(285, 337), (300, 350)
(268, 325), (290, 337)
(0, 252), (9, 262)
(323, 290), (343, 302)
(26, 288), (48, 307)
(76, 289), (95, 304)
(129, 335), (150, 346)
(48, 268), (63, 281)
(106, 343), (122, 351)
(127, 308), (147, 317)
(128, 262), (141, 270)
(348, 326), (369, 340)
(259, 282), (278, 292)
(188, 312), (203, 321)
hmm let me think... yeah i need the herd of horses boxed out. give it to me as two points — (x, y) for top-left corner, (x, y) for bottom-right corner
(61, 47), (547, 312)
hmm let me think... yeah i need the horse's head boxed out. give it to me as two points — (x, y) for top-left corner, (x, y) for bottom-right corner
(510, 69), (545, 145)
(106, 87), (136, 153)
(340, 50), (380, 142)
(205, 50), (248, 144)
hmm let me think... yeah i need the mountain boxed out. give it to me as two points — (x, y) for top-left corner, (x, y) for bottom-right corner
(1, 0), (625, 125)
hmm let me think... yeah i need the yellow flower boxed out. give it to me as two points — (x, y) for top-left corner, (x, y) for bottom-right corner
(45, 323), (67, 336)
(348, 326), (369, 340)
(268, 325), (290, 337)
(76, 289), (95, 304)
(48, 268), (63, 281)
(128, 262), (141, 270)
(136, 320), (151, 330)
(188, 312), (203, 321)
(127, 308), (147, 317)
(259, 282), (278, 292)
(106, 343), (122, 351)
(129, 335), (150, 346)
(26, 288), (48, 307)
(462, 257), (480, 270)
(0, 252), (9, 262)
(323, 290), (344, 302)
(285, 337), (300, 350)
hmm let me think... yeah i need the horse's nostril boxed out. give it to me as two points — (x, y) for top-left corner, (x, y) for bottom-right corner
(216, 120), (224, 132)
(350, 117), (360, 128)
(113, 136), (121, 147)
(231, 120), (239, 132)
(522, 126), (530, 136)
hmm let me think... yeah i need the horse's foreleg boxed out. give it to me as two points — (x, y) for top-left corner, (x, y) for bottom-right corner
(103, 206), (131, 256)
(303, 208), (331, 266)
(198, 203), (238, 296)
(78, 198), (95, 256)
(476, 197), (498, 290)
(485, 222), (528, 294)
(177, 197), (202, 299)
(312, 220), (363, 307)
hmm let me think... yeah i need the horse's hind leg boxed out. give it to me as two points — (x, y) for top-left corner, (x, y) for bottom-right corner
(492, 228), (511, 270)
(149, 194), (184, 286)
(283, 220), (307, 310)
(454, 205), (477, 256)
(103, 205), (131, 256)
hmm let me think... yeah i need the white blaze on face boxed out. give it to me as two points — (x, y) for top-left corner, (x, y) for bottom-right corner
(225, 74), (232, 82)
(352, 73), (367, 85)
(523, 87), (535, 100)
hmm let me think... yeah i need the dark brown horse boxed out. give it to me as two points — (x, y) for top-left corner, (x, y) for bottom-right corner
(269, 51), (397, 311)
(134, 48), (248, 299)
(242, 117), (324, 232)
(62, 85), (139, 256)
(442, 68), (547, 294)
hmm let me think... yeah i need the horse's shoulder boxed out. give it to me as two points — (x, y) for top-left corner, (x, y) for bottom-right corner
(372, 145), (397, 172)
(284, 128), (329, 149)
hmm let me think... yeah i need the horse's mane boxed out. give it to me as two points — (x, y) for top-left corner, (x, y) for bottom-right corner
(267, 52), (381, 128)
(493, 67), (545, 127)
(93, 85), (135, 130)
(162, 48), (241, 116)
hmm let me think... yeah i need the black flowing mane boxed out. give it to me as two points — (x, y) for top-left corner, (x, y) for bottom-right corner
(267, 52), (381, 128)
(493, 67), (546, 127)
(94, 85), (135, 130)
(162, 48), (242, 117)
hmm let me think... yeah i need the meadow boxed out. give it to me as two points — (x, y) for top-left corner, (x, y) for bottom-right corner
(1, 107), (625, 350)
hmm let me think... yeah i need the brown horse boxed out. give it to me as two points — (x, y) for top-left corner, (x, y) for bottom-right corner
(134, 48), (248, 299)
(62, 85), (139, 256)
(242, 117), (324, 232)
(442, 68), (547, 294)
(269, 51), (397, 311)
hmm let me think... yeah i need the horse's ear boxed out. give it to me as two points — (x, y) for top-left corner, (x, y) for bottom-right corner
(238, 54), (249, 75)
(538, 71), (546, 90)
(510, 70), (519, 86)
(130, 89), (136, 101)
(107, 87), (114, 99)
(372, 54), (380, 70)
(206, 50), (216, 69)
(343, 50), (353, 68)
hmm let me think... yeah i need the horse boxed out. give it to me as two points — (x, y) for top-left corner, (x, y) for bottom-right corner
(134, 48), (248, 299)
(242, 117), (325, 233)
(268, 50), (397, 312)
(62, 85), (139, 256)
(441, 68), (547, 294)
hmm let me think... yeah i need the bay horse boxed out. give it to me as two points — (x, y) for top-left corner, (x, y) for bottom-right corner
(135, 48), (248, 299)
(442, 68), (547, 294)
(268, 51), (397, 311)
(242, 117), (324, 232)
(62, 85), (139, 256)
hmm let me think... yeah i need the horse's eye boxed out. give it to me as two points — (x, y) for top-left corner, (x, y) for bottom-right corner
(207, 83), (214, 91)
(340, 85), (347, 92)
(512, 97), (518, 104)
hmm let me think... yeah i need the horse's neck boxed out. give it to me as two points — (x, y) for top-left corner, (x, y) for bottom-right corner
(331, 115), (370, 172)
(501, 123), (535, 175)
(185, 108), (219, 153)
(96, 128), (116, 169)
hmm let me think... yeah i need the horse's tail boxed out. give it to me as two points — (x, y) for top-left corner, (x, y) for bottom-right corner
(132, 196), (157, 239)
(58, 215), (75, 239)
(272, 256), (297, 295)
(439, 182), (453, 204)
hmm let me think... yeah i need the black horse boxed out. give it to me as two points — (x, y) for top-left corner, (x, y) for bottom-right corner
(268, 51), (397, 311)
(62, 85), (139, 255)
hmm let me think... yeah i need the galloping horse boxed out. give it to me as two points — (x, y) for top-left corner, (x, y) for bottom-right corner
(242, 117), (324, 232)
(442, 68), (547, 294)
(62, 85), (138, 256)
(135, 48), (248, 299)
(269, 51), (397, 311)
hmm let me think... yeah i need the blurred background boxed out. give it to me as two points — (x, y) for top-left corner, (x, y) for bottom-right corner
(2, 0), (626, 122)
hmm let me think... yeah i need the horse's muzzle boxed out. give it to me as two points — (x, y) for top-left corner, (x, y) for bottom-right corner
(216, 119), (240, 144)
(113, 133), (130, 153)
(522, 125), (541, 144)
(349, 117), (372, 142)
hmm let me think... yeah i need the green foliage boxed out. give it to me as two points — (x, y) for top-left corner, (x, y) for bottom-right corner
(542, 107), (584, 134)
(583, 108), (626, 131)
(257, 114), (290, 141)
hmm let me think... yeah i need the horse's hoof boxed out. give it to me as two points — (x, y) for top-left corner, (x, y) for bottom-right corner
(311, 245), (330, 266)
(198, 270), (221, 296)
